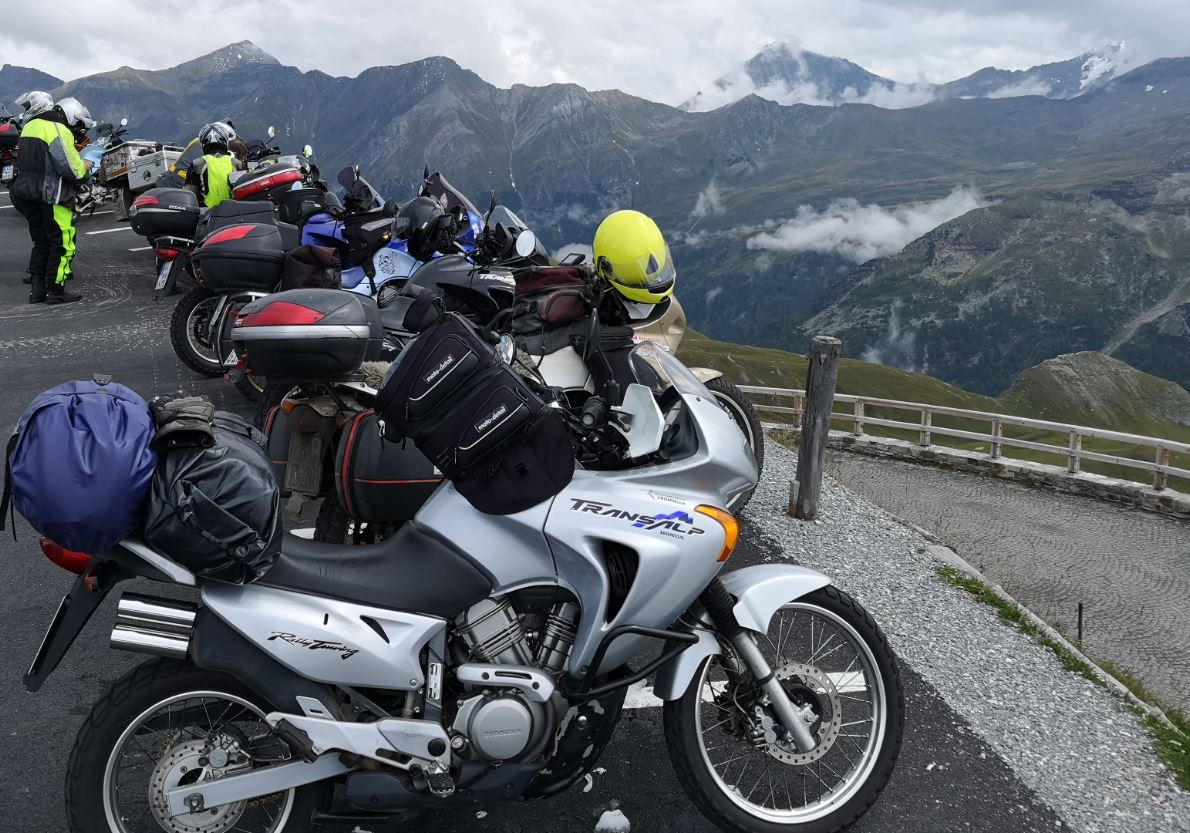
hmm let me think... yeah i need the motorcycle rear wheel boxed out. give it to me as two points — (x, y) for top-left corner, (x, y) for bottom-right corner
(663, 586), (903, 833)
(170, 287), (226, 377)
(65, 657), (331, 833)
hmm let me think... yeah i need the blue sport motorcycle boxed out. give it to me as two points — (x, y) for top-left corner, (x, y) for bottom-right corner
(299, 166), (484, 298)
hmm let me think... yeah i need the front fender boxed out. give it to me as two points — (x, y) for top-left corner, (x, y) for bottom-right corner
(690, 367), (723, 384)
(653, 565), (832, 701)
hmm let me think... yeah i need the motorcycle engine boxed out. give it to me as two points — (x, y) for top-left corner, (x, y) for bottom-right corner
(451, 596), (574, 763)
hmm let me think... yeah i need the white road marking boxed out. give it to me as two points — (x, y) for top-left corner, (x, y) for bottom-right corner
(623, 674), (867, 709)
(290, 528), (316, 539)
(85, 226), (134, 235)
(0, 205), (12, 210)
(128, 246), (153, 252)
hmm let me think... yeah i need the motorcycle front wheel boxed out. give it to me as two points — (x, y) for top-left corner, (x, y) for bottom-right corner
(704, 376), (765, 510)
(169, 287), (226, 377)
(65, 658), (331, 833)
(663, 586), (903, 833)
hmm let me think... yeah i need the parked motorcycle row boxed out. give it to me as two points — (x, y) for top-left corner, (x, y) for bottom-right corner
(4, 123), (905, 833)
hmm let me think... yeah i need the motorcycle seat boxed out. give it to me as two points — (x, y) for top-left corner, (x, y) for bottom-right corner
(258, 522), (492, 618)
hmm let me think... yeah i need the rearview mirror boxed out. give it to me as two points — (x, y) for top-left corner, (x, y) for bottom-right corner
(267, 125), (276, 139)
(514, 230), (538, 259)
(336, 166), (356, 189)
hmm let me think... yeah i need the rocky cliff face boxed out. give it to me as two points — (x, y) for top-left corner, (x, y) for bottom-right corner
(798, 189), (1190, 395)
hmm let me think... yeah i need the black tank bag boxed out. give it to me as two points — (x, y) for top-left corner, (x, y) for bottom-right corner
(376, 297), (574, 515)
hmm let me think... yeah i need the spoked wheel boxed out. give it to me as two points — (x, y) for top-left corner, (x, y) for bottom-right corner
(664, 587), (903, 833)
(66, 659), (329, 833)
(169, 287), (226, 377)
(704, 376), (765, 511)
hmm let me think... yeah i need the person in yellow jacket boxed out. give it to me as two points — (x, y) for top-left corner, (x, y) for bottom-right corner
(188, 121), (243, 207)
(10, 91), (88, 304)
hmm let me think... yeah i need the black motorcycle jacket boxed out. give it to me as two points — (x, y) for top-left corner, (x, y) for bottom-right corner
(11, 112), (86, 206)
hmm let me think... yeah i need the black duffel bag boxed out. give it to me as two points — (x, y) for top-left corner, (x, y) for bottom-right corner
(376, 294), (574, 515)
(141, 412), (282, 583)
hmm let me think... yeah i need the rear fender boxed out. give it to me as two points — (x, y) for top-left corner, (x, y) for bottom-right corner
(652, 564), (832, 701)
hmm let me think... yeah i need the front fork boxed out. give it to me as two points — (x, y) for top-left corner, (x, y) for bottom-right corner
(701, 579), (817, 753)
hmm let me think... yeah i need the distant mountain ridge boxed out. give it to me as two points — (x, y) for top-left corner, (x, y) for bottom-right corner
(3, 42), (1189, 397)
(0, 64), (64, 112)
(682, 41), (1142, 111)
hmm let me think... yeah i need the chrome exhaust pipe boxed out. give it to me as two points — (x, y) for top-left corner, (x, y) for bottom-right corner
(110, 593), (197, 658)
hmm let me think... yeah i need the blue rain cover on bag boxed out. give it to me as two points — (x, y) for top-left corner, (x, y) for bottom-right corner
(3, 377), (157, 553)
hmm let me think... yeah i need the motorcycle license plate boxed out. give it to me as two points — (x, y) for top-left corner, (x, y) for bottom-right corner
(154, 262), (171, 291)
(1, 164), (12, 182)
(285, 432), (324, 496)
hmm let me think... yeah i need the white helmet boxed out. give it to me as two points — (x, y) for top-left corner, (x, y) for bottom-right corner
(14, 90), (54, 123)
(57, 97), (95, 130)
(198, 121), (237, 152)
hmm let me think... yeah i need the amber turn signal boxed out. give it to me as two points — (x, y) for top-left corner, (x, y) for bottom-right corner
(695, 505), (739, 562)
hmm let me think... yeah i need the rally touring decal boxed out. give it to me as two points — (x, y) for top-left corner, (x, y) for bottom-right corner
(268, 632), (360, 660)
(568, 498), (705, 539)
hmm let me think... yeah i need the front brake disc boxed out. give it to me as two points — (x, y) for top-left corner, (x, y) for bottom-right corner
(765, 662), (844, 765)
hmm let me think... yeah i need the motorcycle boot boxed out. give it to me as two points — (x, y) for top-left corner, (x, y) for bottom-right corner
(28, 271), (47, 304)
(46, 283), (82, 305)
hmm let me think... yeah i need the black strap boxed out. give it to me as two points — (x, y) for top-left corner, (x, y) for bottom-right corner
(1, 433), (19, 539)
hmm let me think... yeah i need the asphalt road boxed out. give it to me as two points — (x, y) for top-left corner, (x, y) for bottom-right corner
(831, 453), (1190, 714)
(0, 193), (1064, 832)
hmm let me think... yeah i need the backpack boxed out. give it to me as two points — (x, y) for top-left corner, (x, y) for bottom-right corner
(1, 377), (157, 554)
(375, 296), (575, 515)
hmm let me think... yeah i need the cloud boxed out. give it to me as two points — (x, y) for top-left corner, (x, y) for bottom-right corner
(688, 180), (726, 230)
(986, 78), (1055, 98)
(685, 68), (937, 112)
(746, 187), (990, 262)
(861, 300), (921, 370)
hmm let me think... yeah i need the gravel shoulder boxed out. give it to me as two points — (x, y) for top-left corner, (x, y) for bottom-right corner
(752, 440), (1190, 833)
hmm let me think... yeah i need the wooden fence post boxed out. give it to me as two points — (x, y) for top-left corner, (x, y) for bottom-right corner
(1067, 432), (1082, 474)
(854, 400), (865, 436)
(1154, 446), (1169, 490)
(793, 336), (842, 520)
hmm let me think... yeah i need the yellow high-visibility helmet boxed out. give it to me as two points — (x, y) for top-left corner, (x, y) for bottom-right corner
(592, 210), (676, 309)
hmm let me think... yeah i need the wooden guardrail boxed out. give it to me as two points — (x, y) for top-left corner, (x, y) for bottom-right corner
(737, 385), (1190, 491)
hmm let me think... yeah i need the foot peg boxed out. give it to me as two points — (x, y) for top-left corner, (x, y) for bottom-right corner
(423, 762), (456, 797)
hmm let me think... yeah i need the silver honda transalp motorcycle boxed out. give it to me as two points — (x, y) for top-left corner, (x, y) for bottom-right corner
(27, 343), (902, 833)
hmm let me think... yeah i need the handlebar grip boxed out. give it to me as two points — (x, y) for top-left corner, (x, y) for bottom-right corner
(581, 396), (608, 428)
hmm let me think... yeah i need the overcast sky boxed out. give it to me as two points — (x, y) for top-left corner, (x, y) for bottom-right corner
(4, 0), (1189, 104)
